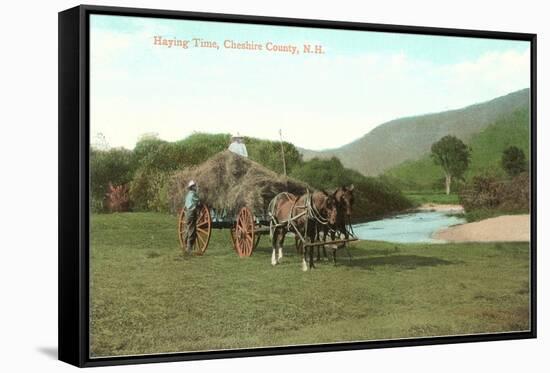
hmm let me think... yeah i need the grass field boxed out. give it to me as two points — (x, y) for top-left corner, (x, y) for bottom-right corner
(90, 212), (531, 357)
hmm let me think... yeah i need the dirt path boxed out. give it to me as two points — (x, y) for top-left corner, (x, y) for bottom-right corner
(434, 215), (530, 242)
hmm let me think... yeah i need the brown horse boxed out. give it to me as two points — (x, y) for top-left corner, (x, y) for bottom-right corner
(267, 192), (297, 265)
(333, 184), (355, 236)
(269, 190), (338, 271)
(317, 185), (355, 262)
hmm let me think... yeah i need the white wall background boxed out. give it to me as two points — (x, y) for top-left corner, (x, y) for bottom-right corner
(0, 0), (547, 371)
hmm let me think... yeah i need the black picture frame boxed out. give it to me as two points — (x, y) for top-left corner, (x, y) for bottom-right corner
(59, 4), (537, 368)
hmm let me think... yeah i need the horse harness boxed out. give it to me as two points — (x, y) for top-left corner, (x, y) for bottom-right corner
(269, 190), (333, 244)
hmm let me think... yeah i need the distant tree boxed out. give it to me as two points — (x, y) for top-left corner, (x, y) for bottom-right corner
(289, 156), (364, 190)
(176, 133), (231, 166)
(132, 134), (167, 167)
(431, 135), (471, 195)
(247, 138), (302, 174)
(501, 146), (527, 177)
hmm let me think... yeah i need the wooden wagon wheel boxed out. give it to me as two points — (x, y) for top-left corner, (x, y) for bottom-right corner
(230, 228), (261, 254)
(231, 207), (256, 257)
(178, 204), (211, 256)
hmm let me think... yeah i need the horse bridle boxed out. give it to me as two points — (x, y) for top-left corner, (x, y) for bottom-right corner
(307, 193), (330, 226)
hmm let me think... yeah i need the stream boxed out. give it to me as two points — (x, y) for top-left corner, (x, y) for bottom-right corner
(352, 210), (465, 243)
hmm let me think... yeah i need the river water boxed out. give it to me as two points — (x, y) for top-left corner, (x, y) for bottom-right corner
(352, 210), (465, 244)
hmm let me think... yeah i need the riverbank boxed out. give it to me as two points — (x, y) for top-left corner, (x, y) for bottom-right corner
(434, 214), (530, 242)
(417, 203), (464, 213)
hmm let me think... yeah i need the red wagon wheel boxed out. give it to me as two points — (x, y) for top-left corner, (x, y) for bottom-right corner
(178, 204), (212, 256)
(229, 227), (260, 255)
(231, 207), (256, 257)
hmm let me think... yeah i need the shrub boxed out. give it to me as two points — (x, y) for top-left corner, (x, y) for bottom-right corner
(499, 172), (530, 211)
(350, 178), (412, 221)
(129, 169), (171, 212)
(459, 173), (501, 210)
(105, 183), (130, 212)
(459, 172), (529, 212)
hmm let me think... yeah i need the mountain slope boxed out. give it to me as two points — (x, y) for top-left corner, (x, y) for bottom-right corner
(384, 107), (530, 189)
(301, 89), (529, 175)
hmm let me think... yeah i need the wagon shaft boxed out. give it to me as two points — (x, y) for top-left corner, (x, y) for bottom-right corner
(302, 237), (358, 248)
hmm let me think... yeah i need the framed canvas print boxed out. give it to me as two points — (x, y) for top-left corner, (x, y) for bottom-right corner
(58, 4), (537, 367)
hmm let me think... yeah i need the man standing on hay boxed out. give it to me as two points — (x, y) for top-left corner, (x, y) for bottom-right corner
(183, 180), (200, 255)
(228, 134), (248, 157)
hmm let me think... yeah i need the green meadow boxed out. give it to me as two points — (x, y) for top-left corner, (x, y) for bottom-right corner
(90, 212), (530, 357)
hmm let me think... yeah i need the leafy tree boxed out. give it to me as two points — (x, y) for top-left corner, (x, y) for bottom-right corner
(501, 145), (527, 177)
(431, 135), (471, 195)
(290, 157), (358, 190)
(132, 134), (168, 170)
(129, 168), (171, 212)
(247, 138), (302, 174)
(175, 133), (231, 166)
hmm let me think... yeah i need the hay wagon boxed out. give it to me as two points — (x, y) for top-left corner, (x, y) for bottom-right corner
(172, 150), (309, 257)
(178, 204), (272, 257)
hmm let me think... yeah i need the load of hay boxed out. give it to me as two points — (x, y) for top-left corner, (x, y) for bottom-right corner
(168, 150), (309, 213)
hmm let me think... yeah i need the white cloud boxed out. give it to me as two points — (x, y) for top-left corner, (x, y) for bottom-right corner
(439, 49), (530, 106)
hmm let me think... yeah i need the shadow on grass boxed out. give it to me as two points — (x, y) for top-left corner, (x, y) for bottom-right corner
(341, 254), (455, 270)
(360, 247), (401, 256)
(250, 243), (457, 272)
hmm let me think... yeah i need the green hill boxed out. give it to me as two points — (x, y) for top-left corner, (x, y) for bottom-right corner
(301, 89), (529, 176)
(384, 107), (530, 190)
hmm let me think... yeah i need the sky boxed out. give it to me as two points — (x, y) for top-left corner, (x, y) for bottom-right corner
(90, 15), (530, 151)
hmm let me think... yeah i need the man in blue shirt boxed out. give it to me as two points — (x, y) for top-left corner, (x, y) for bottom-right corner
(183, 180), (200, 255)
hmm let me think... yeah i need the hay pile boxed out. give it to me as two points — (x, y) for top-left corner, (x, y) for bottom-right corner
(168, 150), (309, 213)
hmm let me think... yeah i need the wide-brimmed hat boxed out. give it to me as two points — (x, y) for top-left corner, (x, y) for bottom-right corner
(187, 180), (196, 188)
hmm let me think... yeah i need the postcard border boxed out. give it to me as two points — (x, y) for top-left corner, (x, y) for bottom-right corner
(58, 4), (537, 367)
